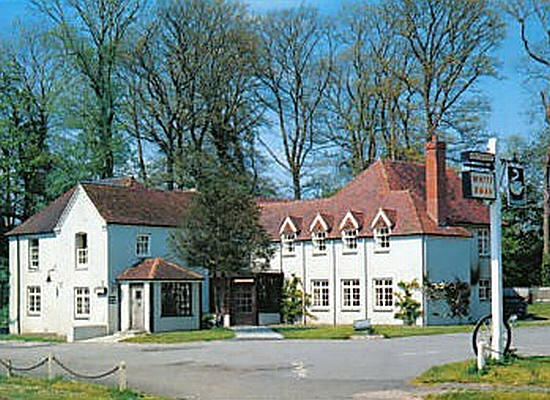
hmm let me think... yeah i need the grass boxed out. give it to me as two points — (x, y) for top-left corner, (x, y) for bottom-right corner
(273, 324), (354, 339)
(122, 328), (234, 343)
(372, 324), (473, 338)
(0, 334), (65, 343)
(413, 356), (550, 387)
(425, 390), (550, 400)
(0, 375), (168, 400)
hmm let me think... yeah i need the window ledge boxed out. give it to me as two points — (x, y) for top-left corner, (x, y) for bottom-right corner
(374, 249), (390, 254)
(282, 253), (296, 258)
(28, 269), (40, 273)
(310, 308), (330, 312)
(341, 308), (361, 312)
(342, 249), (358, 255)
(373, 308), (394, 312)
(312, 251), (327, 256)
(27, 313), (41, 317)
(75, 266), (88, 271)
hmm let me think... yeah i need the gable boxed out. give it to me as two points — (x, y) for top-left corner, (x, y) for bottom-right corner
(54, 185), (106, 233)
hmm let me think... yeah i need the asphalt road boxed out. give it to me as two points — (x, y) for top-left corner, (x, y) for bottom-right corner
(0, 326), (549, 400)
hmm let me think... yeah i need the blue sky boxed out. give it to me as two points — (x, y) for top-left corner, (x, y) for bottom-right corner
(0, 0), (540, 140)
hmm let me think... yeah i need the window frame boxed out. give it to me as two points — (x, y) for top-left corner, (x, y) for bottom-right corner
(478, 228), (490, 257)
(479, 278), (491, 301)
(342, 229), (358, 253)
(281, 232), (296, 256)
(311, 231), (327, 255)
(373, 278), (394, 311)
(311, 279), (330, 309)
(136, 234), (151, 257)
(374, 226), (391, 252)
(28, 239), (39, 271)
(27, 286), (41, 316)
(161, 282), (193, 317)
(74, 287), (90, 320)
(75, 232), (88, 269)
(341, 279), (361, 309)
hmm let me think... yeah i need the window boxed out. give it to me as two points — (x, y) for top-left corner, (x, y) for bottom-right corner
(136, 234), (150, 257)
(374, 226), (390, 251)
(312, 231), (327, 254)
(342, 229), (358, 252)
(342, 279), (360, 308)
(161, 282), (193, 317)
(74, 287), (90, 319)
(311, 280), (329, 308)
(27, 286), (41, 316)
(478, 228), (490, 256)
(282, 233), (296, 255)
(374, 278), (393, 310)
(75, 233), (88, 267)
(28, 239), (39, 270)
(479, 279), (490, 301)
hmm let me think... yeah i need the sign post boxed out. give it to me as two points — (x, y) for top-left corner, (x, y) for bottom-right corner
(487, 138), (504, 360)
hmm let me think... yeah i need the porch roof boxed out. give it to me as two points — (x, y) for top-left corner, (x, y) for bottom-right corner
(117, 258), (203, 281)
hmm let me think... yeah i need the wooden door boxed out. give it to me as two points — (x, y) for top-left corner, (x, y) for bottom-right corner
(130, 284), (144, 331)
(231, 283), (256, 326)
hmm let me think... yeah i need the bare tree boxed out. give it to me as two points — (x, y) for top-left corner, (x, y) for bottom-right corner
(390, 0), (503, 139)
(127, 0), (260, 190)
(31, 0), (146, 178)
(256, 7), (333, 199)
(505, 0), (550, 277)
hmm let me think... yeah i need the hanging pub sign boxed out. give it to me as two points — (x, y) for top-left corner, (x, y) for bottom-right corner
(462, 170), (496, 200)
(507, 165), (526, 207)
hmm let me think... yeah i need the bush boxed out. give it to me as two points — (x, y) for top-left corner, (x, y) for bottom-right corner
(394, 279), (422, 326)
(280, 275), (312, 324)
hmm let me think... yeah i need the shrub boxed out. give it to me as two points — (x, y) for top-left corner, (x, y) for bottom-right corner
(394, 279), (422, 326)
(280, 275), (312, 324)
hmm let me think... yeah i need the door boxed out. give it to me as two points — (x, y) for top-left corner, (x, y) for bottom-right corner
(231, 282), (256, 326)
(130, 284), (144, 331)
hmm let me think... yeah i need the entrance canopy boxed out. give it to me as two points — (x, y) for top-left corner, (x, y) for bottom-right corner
(117, 257), (203, 282)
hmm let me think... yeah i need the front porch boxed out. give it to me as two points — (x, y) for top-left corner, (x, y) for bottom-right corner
(117, 258), (203, 333)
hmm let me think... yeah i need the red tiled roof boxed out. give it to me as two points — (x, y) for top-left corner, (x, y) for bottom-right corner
(117, 257), (203, 281)
(7, 187), (77, 236)
(258, 160), (489, 240)
(6, 178), (196, 236)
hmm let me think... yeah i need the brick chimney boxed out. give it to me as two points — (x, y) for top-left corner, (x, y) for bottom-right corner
(425, 135), (447, 225)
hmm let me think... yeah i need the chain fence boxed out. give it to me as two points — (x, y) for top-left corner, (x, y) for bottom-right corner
(0, 353), (126, 390)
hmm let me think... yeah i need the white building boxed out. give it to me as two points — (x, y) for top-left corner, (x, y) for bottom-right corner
(258, 136), (491, 326)
(7, 136), (491, 338)
(7, 180), (208, 340)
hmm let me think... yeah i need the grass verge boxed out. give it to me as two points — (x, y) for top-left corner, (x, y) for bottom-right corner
(372, 324), (473, 338)
(0, 334), (65, 343)
(122, 328), (234, 343)
(413, 356), (550, 387)
(273, 325), (354, 339)
(425, 390), (550, 399)
(0, 375), (167, 399)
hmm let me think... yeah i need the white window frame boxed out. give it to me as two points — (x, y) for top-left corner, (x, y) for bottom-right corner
(28, 239), (39, 271)
(75, 232), (88, 269)
(342, 229), (358, 253)
(374, 226), (390, 252)
(479, 278), (491, 301)
(27, 286), (41, 316)
(136, 234), (151, 257)
(311, 280), (329, 309)
(373, 278), (393, 311)
(281, 233), (296, 256)
(312, 231), (327, 255)
(478, 228), (490, 257)
(74, 287), (90, 319)
(341, 279), (361, 309)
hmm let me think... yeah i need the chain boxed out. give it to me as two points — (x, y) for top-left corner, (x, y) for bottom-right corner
(2, 357), (48, 372)
(52, 357), (120, 379)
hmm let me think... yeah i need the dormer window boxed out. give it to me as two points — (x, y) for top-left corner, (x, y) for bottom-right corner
(342, 229), (358, 252)
(312, 231), (327, 254)
(374, 226), (390, 251)
(75, 233), (88, 268)
(282, 233), (296, 255)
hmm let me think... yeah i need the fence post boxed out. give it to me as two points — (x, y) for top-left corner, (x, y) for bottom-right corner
(6, 360), (11, 378)
(47, 353), (53, 380)
(118, 361), (126, 391)
(477, 341), (486, 371)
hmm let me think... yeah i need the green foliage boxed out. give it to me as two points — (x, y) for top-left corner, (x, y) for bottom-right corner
(425, 279), (471, 321)
(280, 275), (312, 324)
(170, 164), (273, 314)
(394, 279), (422, 326)
(542, 253), (550, 287)
(123, 328), (234, 344)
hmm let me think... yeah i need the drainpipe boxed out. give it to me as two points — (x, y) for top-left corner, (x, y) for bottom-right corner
(302, 241), (306, 325)
(364, 237), (368, 320)
(422, 235), (427, 327)
(332, 239), (337, 326)
(16, 236), (21, 334)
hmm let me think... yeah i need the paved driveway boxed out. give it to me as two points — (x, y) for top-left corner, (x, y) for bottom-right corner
(0, 326), (549, 400)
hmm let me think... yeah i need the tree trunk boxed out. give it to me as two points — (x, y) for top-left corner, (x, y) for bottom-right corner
(136, 133), (147, 184)
(544, 150), (550, 256)
(292, 170), (301, 200)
